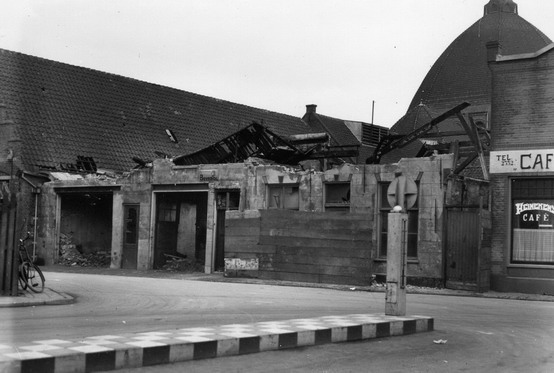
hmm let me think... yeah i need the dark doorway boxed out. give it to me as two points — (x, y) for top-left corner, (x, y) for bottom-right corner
(215, 190), (240, 271)
(122, 204), (139, 269)
(154, 192), (208, 269)
(59, 191), (113, 263)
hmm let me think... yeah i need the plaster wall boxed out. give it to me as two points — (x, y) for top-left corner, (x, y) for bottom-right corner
(118, 168), (153, 270)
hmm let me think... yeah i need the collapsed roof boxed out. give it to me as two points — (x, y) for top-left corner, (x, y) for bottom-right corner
(172, 122), (359, 166)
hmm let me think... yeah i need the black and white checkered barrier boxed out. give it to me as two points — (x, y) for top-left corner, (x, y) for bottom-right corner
(0, 314), (434, 373)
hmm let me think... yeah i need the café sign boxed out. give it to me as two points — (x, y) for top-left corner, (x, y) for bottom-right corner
(490, 149), (554, 174)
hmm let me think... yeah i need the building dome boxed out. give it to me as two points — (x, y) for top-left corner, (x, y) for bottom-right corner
(390, 0), (551, 140)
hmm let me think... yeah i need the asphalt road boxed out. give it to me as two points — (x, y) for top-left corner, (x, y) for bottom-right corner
(2, 271), (554, 372)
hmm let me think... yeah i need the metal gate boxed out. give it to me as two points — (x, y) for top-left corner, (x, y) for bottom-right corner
(445, 207), (483, 291)
(0, 187), (18, 295)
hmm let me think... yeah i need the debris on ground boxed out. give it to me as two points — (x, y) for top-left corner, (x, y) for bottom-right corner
(58, 243), (111, 268)
(161, 254), (203, 272)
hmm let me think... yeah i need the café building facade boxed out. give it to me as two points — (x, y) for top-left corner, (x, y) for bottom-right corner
(488, 43), (554, 294)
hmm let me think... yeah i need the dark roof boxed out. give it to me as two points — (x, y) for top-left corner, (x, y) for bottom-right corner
(0, 48), (312, 172)
(409, 3), (550, 112)
(387, 1), (551, 162)
(302, 111), (360, 147)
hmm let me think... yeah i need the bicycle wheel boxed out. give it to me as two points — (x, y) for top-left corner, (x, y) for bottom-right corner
(22, 262), (45, 293)
(18, 264), (28, 290)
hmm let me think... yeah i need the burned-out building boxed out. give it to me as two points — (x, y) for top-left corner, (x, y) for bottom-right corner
(38, 153), (458, 287)
(0, 47), (388, 281)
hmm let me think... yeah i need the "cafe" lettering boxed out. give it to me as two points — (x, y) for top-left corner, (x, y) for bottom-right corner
(490, 149), (554, 174)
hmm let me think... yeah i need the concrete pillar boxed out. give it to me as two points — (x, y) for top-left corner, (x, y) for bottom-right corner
(110, 191), (123, 269)
(385, 211), (408, 316)
(204, 188), (215, 274)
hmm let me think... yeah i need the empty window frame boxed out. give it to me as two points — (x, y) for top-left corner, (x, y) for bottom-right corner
(216, 190), (240, 211)
(378, 182), (419, 258)
(267, 184), (299, 210)
(325, 182), (350, 212)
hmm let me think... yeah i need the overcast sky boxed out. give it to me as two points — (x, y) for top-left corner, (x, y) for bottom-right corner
(1, 0), (554, 128)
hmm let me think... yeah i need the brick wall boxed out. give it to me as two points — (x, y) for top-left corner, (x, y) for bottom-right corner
(489, 48), (554, 288)
(491, 53), (554, 149)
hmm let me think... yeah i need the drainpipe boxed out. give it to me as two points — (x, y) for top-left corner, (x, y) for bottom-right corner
(21, 173), (39, 261)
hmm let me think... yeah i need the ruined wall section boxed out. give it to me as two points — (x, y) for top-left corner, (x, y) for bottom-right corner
(367, 156), (454, 284)
(39, 176), (121, 266)
(113, 168), (152, 269)
(225, 209), (372, 285)
(227, 155), (454, 284)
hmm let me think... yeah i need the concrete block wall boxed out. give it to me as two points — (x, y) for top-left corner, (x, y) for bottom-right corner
(225, 154), (452, 285)
(225, 209), (372, 286)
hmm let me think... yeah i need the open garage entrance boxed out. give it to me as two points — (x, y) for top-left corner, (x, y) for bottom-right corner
(57, 188), (114, 266)
(153, 191), (208, 269)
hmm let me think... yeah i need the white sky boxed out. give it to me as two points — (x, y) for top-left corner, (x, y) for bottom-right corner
(1, 0), (553, 128)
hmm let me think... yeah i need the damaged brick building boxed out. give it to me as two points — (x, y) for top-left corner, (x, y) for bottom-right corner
(2, 0), (553, 295)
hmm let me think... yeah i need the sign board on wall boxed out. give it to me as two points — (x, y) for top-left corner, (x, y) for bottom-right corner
(490, 149), (554, 174)
(199, 169), (218, 182)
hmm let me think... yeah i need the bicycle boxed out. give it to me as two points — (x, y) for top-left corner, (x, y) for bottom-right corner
(18, 233), (45, 293)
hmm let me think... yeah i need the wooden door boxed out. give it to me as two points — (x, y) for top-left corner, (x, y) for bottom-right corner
(154, 199), (179, 268)
(445, 208), (480, 290)
(214, 191), (240, 271)
(214, 210), (226, 271)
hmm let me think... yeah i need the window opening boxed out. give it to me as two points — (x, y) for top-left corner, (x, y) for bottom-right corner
(325, 182), (350, 212)
(216, 191), (240, 211)
(267, 184), (299, 210)
(378, 182), (419, 258)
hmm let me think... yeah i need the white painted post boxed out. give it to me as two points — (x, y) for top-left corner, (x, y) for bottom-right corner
(385, 211), (408, 316)
(384, 171), (416, 316)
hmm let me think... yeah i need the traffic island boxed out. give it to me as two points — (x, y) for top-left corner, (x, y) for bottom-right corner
(0, 313), (433, 373)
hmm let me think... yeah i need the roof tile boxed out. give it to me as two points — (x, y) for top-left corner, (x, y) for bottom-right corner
(0, 49), (312, 172)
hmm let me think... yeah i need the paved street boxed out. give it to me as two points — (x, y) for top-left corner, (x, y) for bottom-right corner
(1, 269), (554, 372)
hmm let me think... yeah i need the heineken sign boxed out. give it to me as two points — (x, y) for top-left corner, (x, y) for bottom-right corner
(490, 149), (554, 174)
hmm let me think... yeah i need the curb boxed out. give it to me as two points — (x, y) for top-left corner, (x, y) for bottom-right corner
(0, 289), (74, 308)
(0, 313), (433, 373)
(38, 266), (554, 302)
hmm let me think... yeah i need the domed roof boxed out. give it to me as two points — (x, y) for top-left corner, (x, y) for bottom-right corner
(392, 0), (551, 138)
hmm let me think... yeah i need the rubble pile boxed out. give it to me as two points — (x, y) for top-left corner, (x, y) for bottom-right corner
(161, 254), (203, 272)
(58, 233), (111, 267)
